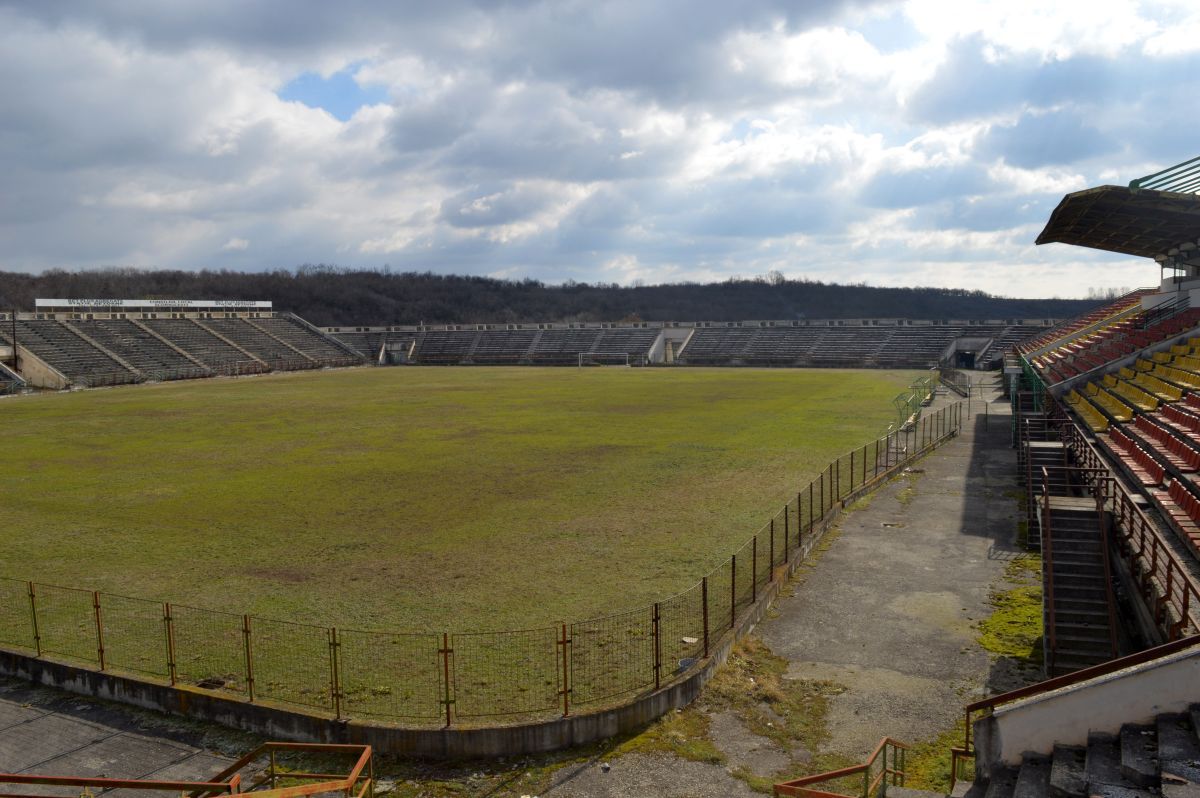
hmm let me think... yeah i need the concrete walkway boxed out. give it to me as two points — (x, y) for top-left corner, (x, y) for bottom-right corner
(0, 676), (239, 796)
(758, 380), (1025, 757)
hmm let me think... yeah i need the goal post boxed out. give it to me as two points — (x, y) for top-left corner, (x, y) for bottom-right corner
(577, 351), (632, 367)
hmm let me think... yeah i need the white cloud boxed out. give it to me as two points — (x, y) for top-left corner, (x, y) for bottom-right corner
(0, 1), (1193, 300)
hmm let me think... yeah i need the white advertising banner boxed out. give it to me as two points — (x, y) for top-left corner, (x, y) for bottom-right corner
(35, 298), (273, 309)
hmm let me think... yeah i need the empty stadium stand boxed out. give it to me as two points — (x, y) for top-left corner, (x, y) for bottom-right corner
(676, 322), (1029, 367)
(8, 311), (365, 389)
(76, 318), (202, 377)
(327, 319), (1051, 368)
(0, 319), (138, 386)
(253, 315), (361, 361)
(402, 325), (663, 365)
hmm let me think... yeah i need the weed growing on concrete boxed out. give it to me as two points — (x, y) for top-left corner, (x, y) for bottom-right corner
(977, 554), (1043, 664)
(903, 720), (974, 793)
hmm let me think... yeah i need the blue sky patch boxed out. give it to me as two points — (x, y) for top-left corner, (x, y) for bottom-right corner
(278, 66), (387, 121)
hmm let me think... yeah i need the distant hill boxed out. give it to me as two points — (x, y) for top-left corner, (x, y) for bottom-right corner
(0, 267), (1102, 326)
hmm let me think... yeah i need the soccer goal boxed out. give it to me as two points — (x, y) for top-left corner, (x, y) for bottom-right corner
(578, 351), (632, 367)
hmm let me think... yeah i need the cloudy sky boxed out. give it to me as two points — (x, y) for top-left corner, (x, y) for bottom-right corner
(1, 1), (1196, 297)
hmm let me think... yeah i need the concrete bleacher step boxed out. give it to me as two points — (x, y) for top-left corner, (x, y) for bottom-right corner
(984, 767), (1019, 798)
(1014, 755), (1052, 798)
(1121, 726), (1160, 788)
(1086, 732), (1158, 798)
(980, 706), (1200, 798)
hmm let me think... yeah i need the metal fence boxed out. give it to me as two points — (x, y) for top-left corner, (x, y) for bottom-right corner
(0, 403), (964, 727)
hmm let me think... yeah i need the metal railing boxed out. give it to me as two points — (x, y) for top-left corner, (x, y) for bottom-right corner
(775, 737), (907, 798)
(0, 405), (965, 728)
(1059, 421), (1200, 641)
(1133, 293), (1190, 331)
(0, 741), (373, 798)
(939, 368), (971, 397)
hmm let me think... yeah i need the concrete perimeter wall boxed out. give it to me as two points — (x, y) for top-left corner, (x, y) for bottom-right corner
(973, 645), (1200, 777)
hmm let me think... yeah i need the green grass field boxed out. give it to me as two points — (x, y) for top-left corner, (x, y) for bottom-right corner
(2, 366), (916, 633)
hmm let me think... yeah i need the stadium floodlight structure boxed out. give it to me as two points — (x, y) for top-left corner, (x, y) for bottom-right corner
(1129, 154), (1200, 195)
(578, 351), (632, 367)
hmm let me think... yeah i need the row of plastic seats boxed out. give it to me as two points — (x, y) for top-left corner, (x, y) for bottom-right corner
(1065, 390), (1109, 432)
(1133, 415), (1200, 471)
(1167, 478), (1200, 527)
(1109, 425), (1166, 485)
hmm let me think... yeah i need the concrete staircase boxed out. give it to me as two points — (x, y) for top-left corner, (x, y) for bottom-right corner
(959, 707), (1200, 798)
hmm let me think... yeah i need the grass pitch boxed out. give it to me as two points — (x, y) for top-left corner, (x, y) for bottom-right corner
(2, 366), (916, 632)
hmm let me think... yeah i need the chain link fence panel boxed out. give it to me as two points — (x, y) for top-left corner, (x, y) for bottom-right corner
(706, 558), (733, 634)
(338, 629), (442, 720)
(569, 606), (654, 706)
(732, 538), (755, 615)
(0, 578), (32, 652)
(170, 604), (246, 693)
(101, 593), (167, 678)
(34, 583), (97, 665)
(452, 626), (559, 718)
(656, 582), (705, 680)
(251, 616), (333, 712)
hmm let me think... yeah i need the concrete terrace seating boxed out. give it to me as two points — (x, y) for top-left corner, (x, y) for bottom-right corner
(5, 319), (136, 385)
(143, 318), (258, 369)
(332, 331), (388, 359)
(252, 316), (355, 362)
(409, 326), (660, 365)
(679, 328), (758, 362)
(203, 318), (297, 363)
(469, 329), (538, 363)
(592, 327), (659, 356)
(73, 319), (199, 377)
(528, 328), (605, 363)
(411, 330), (478, 364)
(677, 323), (1020, 367)
(742, 328), (823, 362)
(808, 326), (894, 365)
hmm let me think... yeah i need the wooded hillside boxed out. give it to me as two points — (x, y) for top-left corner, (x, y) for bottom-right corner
(0, 267), (1101, 326)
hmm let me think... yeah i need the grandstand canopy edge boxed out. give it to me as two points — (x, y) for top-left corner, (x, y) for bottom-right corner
(1036, 185), (1200, 266)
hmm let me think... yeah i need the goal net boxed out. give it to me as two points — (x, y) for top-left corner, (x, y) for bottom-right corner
(578, 351), (632, 367)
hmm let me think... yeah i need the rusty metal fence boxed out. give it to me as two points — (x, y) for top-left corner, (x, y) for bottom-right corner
(0, 403), (963, 727)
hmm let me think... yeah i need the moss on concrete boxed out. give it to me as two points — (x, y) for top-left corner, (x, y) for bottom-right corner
(977, 555), (1043, 663)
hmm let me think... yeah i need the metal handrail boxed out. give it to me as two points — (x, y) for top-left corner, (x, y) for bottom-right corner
(1093, 478), (1121, 659)
(198, 742), (372, 798)
(1061, 421), (1200, 638)
(0, 774), (243, 796)
(775, 737), (907, 798)
(1040, 466), (1057, 673)
(1133, 294), (1190, 331)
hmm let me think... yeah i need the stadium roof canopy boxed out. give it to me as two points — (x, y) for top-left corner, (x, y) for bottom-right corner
(1036, 155), (1200, 267)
